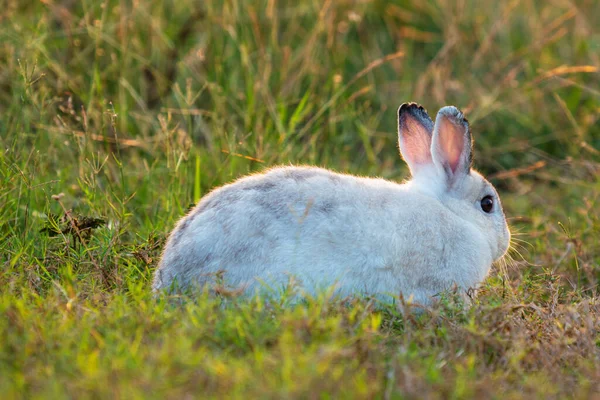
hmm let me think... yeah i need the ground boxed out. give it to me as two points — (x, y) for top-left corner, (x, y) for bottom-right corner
(1, 0), (599, 398)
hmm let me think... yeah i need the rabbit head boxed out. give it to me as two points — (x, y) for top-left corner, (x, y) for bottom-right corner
(398, 103), (510, 262)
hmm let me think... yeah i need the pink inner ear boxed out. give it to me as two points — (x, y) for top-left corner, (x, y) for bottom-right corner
(439, 119), (465, 173)
(404, 119), (432, 165)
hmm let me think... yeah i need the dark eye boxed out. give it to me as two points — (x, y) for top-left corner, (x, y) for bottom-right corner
(480, 195), (494, 213)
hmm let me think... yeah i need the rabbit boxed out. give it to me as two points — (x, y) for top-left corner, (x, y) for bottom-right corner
(152, 103), (511, 306)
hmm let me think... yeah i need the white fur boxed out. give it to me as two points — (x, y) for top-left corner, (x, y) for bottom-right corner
(153, 104), (511, 305)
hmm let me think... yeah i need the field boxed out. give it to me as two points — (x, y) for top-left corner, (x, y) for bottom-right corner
(1, 0), (599, 398)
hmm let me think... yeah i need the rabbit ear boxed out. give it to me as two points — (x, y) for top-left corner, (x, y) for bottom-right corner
(397, 103), (434, 177)
(431, 106), (473, 186)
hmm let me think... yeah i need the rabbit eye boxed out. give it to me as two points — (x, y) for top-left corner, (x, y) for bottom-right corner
(480, 195), (494, 213)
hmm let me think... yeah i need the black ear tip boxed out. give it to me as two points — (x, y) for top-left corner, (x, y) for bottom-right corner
(398, 102), (426, 116)
(398, 102), (433, 127)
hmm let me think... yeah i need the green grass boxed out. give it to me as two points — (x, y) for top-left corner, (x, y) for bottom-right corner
(1, 0), (599, 398)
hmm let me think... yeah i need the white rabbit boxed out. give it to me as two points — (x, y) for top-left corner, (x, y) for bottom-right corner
(153, 103), (510, 305)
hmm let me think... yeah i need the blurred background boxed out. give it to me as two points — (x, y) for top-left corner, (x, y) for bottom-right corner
(1, 0), (599, 263)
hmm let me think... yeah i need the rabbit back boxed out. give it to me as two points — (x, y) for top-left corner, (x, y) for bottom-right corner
(153, 166), (490, 304)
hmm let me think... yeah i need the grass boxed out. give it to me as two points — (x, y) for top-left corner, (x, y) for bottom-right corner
(1, 0), (599, 398)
